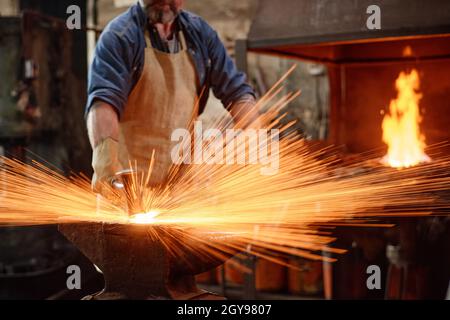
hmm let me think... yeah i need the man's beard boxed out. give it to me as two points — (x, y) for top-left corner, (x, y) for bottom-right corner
(146, 2), (179, 24)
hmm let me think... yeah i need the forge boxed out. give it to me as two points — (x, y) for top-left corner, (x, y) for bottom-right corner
(241, 0), (450, 157)
(234, 0), (450, 299)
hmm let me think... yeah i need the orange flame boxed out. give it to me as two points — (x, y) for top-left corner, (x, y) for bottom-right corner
(381, 69), (430, 168)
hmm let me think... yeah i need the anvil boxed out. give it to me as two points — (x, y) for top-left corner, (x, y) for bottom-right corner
(59, 223), (234, 300)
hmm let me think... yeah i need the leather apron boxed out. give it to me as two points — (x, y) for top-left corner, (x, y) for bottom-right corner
(118, 29), (198, 185)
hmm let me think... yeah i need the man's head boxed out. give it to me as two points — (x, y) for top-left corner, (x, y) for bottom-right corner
(140, 0), (184, 24)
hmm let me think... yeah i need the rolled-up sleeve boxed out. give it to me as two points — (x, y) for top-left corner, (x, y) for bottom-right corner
(85, 30), (133, 118)
(204, 22), (255, 109)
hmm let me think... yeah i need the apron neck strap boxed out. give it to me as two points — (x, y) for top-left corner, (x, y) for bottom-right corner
(178, 31), (188, 51)
(144, 27), (153, 48)
(144, 27), (188, 52)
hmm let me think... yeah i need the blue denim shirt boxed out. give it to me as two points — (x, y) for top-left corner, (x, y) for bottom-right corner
(86, 3), (255, 117)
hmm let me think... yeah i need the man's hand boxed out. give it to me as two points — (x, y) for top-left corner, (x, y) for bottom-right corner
(91, 137), (122, 197)
(229, 95), (263, 129)
(87, 101), (123, 198)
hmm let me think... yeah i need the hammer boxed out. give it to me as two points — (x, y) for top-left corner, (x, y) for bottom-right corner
(111, 169), (144, 216)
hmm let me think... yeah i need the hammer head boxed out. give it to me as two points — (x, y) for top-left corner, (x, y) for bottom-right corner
(111, 169), (144, 215)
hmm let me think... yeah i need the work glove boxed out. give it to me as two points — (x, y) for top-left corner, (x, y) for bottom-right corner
(230, 96), (263, 129)
(91, 137), (123, 199)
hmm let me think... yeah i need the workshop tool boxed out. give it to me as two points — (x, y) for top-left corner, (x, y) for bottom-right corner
(111, 169), (144, 216)
(59, 222), (235, 300)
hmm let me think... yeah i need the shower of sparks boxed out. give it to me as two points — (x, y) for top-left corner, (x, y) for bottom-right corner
(1, 66), (450, 266)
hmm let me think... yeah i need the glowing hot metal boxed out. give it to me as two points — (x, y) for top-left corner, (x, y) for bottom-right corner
(129, 210), (161, 224)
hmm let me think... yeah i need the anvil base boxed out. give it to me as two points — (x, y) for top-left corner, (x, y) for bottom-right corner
(59, 223), (227, 300)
